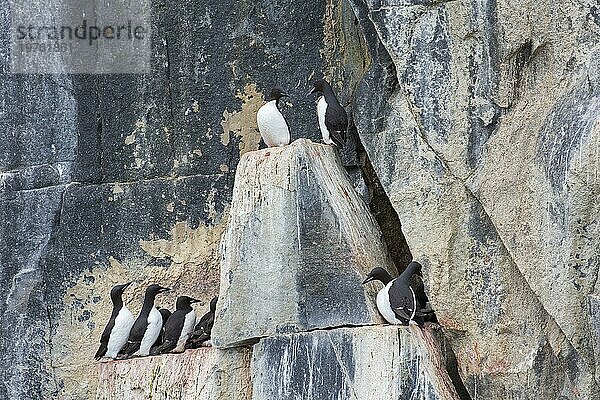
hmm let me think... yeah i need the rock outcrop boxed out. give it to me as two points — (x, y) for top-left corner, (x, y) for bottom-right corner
(349, 0), (600, 398)
(212, 139), (392, 347)
(251, 325), (459, 400)
(96, 347), (252, 400)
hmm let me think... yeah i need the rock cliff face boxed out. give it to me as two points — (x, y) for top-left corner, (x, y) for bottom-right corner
(1, 0), (599, 398)
(212, 140), (391, 347)
(349, 0), (600, 397)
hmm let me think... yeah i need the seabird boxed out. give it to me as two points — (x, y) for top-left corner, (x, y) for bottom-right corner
(119, 284), (171, 357)
(257, 87), (290, 147)
(149, 308), (172, 356)
(362, 261), (431, 326)
(154, 296), (200, 354)
(186, 296), (217, 349)
(308, 79), (348, 148)
(95, 282), (135, 360)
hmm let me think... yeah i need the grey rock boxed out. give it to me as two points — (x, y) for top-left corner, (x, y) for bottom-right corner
(348, 0), (600, 397)
(251, 325), (460, 400)
(95, 347), (252, 400)
(212, 139), (394, 348)
(0, 0), (333, 396)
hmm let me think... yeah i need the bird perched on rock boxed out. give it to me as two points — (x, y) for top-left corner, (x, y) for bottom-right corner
(95, 282), (135, 360)
(308, 79), (347, 148)
(186, 296), (217, 349)
(362, 261), (432, 326)
(149, 308), (172, 355)
(154, 296), (200, 354)
(119, 284), (171, 357)
(257, 87), (290, 147)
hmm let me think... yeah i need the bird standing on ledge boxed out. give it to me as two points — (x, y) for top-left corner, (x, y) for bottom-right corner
(95, 282), (135, 360)
(362, 261), (432, 326)
(257, 87), (290, 147)
(154, 296), (200, 354)
(119, 284), (171, 357)
(308, 79), (348, 148)
(186, 296), (218, 349)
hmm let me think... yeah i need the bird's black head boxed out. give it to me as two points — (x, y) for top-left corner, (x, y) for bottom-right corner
(145, 284), (171, 297)
(362, 267), (394, 285)
(110, 281), (132, 300)
(403, 261), (423, 277)
(307, 79), (329, 96)
(176, 295), (201, 310)
(209, 296), (218, 312)
(269, 87), (288, 101)
(158, 308), (172, 322)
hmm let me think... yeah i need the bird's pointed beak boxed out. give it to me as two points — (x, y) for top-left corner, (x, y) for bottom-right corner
(362, 275), (374, 285)
(159, 287), (171, 293)
(306, 88), (316, 97)
(281, 92), (289, 98)
(190, 298), (201, 304)
(123, 281), (133, 290)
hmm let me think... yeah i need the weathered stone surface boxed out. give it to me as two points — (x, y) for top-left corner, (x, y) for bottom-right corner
(212, 139), (394, 347)
(348, 0), (600, 398)
(96, 347), (252, 400)
(0, 0), (334, 397)
(251, 325), (459, 400)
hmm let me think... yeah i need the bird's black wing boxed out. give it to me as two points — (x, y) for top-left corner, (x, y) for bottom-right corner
(95, 311), (118, 360)
(186, 311), (214, 349)
(119, 340), (141, 357)
(152, 340), (177, 355)
(388, 279), (417, 322)
(119, 315), (148, 356)
(324, 103), (348, 148)
(127, 316), (149, 342)
(94, 343), (108, 361)
(163, 310), (186, 342)
(410, 275), (429, 308)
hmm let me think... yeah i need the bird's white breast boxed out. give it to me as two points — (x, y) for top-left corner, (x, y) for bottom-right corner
(376, 281), (403, 325)
(257, 100), (290, 147)
(106, 306), (135, 358)
(174, 310), (196, 353)
(136, 307), (163, 356)
(317, 96), (333, 145)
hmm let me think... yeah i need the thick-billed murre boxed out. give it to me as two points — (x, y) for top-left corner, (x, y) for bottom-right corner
(95, 282), (135, 360)
(119, 284), (171, 357)
(257, 87), (290, 147)
(308, 79), (348, 148)
(186, 296), (217, 349)
(362, 261), (432, 326)
(154, 296), (199, 354)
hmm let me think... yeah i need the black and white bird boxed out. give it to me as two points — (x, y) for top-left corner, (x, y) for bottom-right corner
(308, 79), (348, 148)
(186, 296), (217, 349)
(257, 87), (290, 147)
(362, 261), (431, 326)
(154, 296), (199, 354)
(95, 282), (135, 360)
(149, 308), (172, 355)
(119, 284), (171, 357)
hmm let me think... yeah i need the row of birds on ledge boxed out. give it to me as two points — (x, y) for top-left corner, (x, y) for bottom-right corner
(257, 79), (348, 148)
(96, 261), (435, 361)
(95, 283), (217, 361)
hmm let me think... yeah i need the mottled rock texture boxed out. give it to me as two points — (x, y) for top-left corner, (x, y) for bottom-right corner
(212, 139), (392, 347)
(349, 0), (600, 398)
(0, 0), (333, 397)
(2, 0), (599, 397)
(251, 325), (459, 400)
(96, 347), (252, 400)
